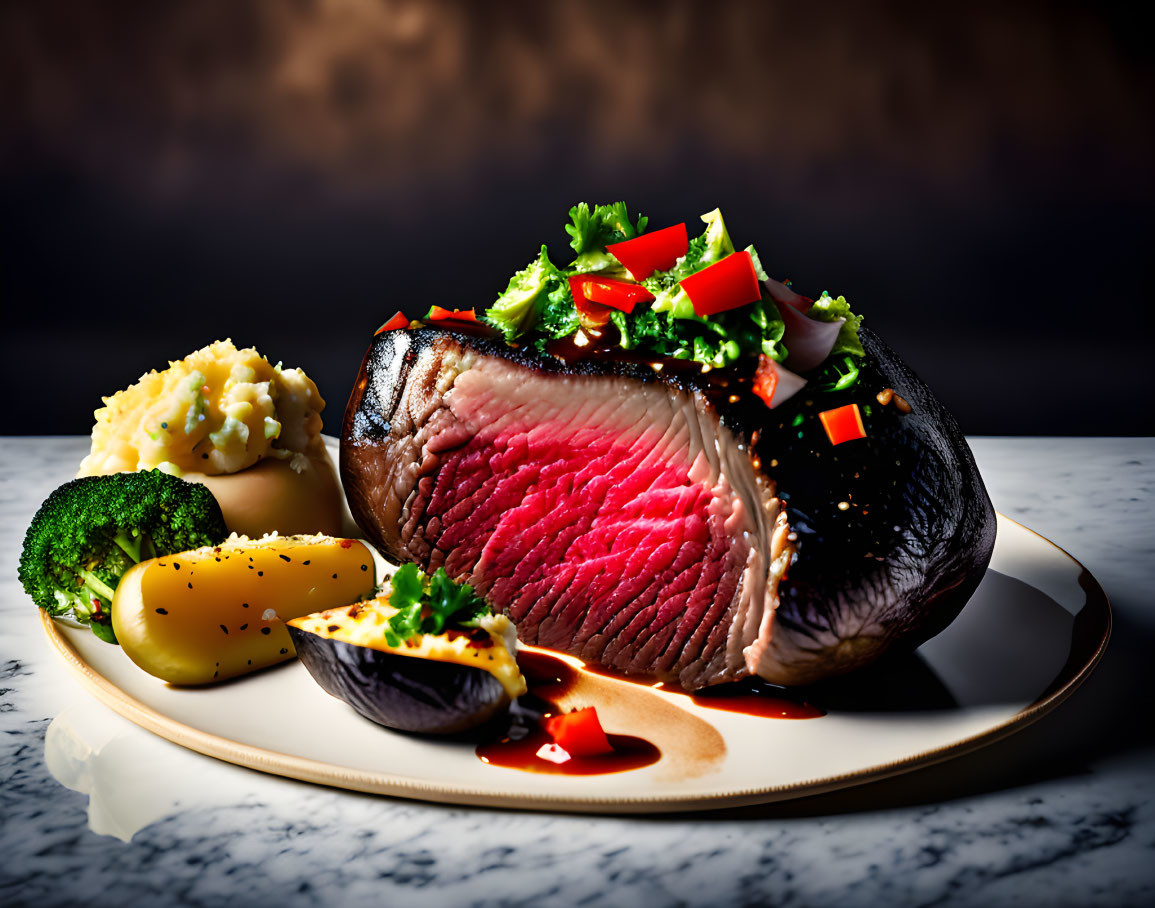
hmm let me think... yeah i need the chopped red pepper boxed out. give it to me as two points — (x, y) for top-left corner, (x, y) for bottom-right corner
(567, 275), (654, 314)
(607, 223), (689, 280)
(679, 251), (762, 317)
(426, 306), (479, 324)
(818, 403), (867, 445)
(544, 706), (613, 757)
(572, 296), (613, 330)
(374, 311), (410, 334)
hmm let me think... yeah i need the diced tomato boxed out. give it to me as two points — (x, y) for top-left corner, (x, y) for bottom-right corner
(568, 275), (654, 314)
(374, 311), (409, 334)
(751, 355), (807, 410)
(752, 355), (780, 408)
(607, 223), (689, 280)
(679, 251), (762, 317)
(426, 306), (479, 323)
(818, 403), (867, 445)
(544, 706), (613, 757)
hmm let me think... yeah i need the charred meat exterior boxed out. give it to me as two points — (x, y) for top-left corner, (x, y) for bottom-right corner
(341, 326), (995, 688)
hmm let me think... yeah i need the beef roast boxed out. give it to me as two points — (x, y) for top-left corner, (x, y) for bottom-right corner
(341, 326), (995, 688)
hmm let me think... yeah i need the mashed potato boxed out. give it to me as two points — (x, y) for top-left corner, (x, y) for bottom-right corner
(79, 339), (325, 477)
(79, 340), (347, 537)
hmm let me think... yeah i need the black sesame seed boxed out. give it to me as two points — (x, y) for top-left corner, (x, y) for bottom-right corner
(261, 627), (271, 635)
(279, 554), (291, 562)
(279, 648), (288, 655)
(303, 560), (311, 565)
(202, 453), (209, 459)
(257, 571), (264, 576)
(220, 625), (228, 634)
(240, 623), (248, 631)
(332, 573), (338, 579)
(242, 602), (250, 608)
(188, 582), (193, 589)
(328, 624), (340, 633)
(155, 608), (168, 615)
(173, 563), (181, 570)
(361, 564), (368, 571)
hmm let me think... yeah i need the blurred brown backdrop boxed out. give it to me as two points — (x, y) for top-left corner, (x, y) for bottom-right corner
(2, 0), (1152, 436)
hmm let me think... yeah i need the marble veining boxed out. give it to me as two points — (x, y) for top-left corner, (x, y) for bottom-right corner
(2, 436), (1154, 907)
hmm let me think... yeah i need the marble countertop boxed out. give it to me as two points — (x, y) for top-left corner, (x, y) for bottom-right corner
(2, 436), (1152, 908)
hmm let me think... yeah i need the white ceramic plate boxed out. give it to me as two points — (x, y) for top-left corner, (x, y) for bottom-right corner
(40, 510), (1110, 814)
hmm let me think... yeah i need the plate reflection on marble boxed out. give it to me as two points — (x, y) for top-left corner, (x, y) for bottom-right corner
(40, 514), (1109, 814)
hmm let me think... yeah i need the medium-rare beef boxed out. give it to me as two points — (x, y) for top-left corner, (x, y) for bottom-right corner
(341, 325), (995, 688)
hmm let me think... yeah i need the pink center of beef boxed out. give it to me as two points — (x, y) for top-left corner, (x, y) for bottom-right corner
(399, 359), (760, 684)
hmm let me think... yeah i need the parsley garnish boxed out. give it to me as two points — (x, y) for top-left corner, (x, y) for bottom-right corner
(383, 563), (491, 647)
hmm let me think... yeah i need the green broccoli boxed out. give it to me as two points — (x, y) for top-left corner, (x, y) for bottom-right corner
(484, 245), (573, 342)
(18, 470), (229, 644)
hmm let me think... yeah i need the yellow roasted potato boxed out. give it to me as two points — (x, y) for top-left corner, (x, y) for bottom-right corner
(112, 534), (376, 685)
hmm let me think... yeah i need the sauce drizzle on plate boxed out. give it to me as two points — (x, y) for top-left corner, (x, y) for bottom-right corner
(475, 649), (822, 775)
(477, 652), (661, 775)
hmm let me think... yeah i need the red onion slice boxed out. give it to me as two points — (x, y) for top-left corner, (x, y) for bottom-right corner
(763, 277), (813, 312)
(755, 356), (808, 409)
(775, 298), (845, 373)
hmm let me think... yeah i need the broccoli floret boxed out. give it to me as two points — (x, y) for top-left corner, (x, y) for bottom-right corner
(564, 201), (648, 256)
(484, 245), (572, 342)
(18, 470), (228, 644)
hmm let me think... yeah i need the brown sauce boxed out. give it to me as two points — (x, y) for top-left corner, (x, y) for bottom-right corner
(475, 649), (822, 776)
(689, 688), (825, 720)
(476, 650), (661, 775)
(582, 658), (826, 719)
(476, 727), (660, 776)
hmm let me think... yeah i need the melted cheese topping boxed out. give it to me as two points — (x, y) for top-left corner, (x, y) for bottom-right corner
(289, 597), (527, 700)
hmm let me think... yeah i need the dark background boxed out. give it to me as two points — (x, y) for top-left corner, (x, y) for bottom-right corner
(2, 1), (1152, 437)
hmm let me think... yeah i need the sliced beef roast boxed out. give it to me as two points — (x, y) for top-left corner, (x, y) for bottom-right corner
(341, 327), (995, 688)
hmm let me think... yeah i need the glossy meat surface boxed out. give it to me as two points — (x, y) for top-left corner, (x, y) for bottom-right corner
(342, 330), (790, 689)
(341, 327), (995, 687)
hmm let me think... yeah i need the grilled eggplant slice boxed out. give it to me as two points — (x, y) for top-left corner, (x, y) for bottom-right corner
(288, 597), (527, 734)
